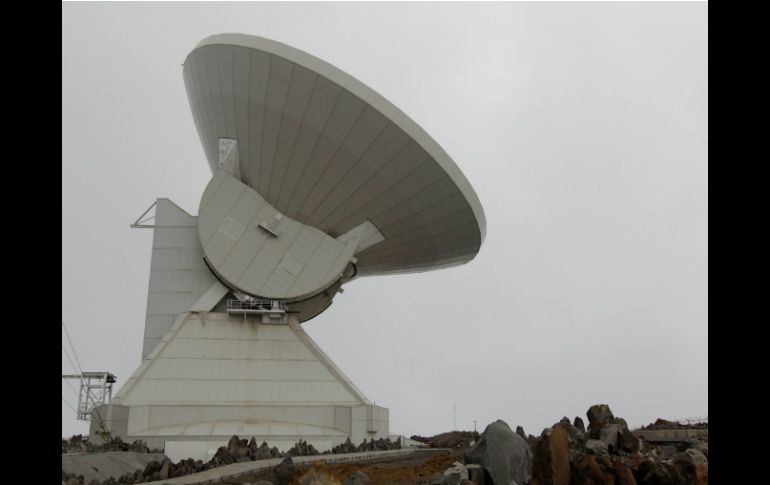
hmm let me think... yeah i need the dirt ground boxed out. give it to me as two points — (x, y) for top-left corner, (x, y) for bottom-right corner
(219, 449), (463, 485)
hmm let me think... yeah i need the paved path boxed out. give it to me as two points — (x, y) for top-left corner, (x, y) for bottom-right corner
(151, 448), (419, 484)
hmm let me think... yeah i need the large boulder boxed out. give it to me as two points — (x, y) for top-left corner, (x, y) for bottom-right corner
(463, 419), (531, 485)
(530, 425), (570, 485)
(586, 405), (639, 455)
(586, 404), (615, 440)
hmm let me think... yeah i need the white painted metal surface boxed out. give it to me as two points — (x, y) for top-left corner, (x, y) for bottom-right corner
(141, 199), (223, 359)
(104, 312), (389, 453)
(115, 313), (368, 406)
(183, 33), (485, 277)
(198, 169), (381, 300)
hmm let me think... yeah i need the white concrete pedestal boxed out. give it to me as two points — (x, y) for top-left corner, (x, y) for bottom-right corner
(92, 312), (388, 459)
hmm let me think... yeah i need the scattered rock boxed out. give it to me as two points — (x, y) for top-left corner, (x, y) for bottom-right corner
(227, 435), (241, 454)
(62, 434), (156, 455)
(159, 458), (171, 480)
(573, 417), (585, 433)
(432, 472), (463, 485)
(411, 431), (479, 448)
(585, 439), (610, 460)
(694, 441), (708, 459)
(286, 439), (319, 457)
(342, 470), (371, 485)
(275, 456), (296, 485)
(465, 463), (484, 485)
(611, 460), (637, 485)
(558, 417), (585, 445)
(248, 437), (258, 459)
(142, 460), (161, 477)
(620, 427), (641, 453)
(62, 405), (705, 485)
(636, 459), (685, 484)
(674, 448), (707, 466)
(641, 418), (708, 430)
(255, 441), (279, 460)
(297, 469), (336, 485)
(440, 461), (469, 484)
(660, 445), (678, 459)
(572, 454), (613, 484)
(331, 437), (357, 454)
(599, 423), (623, 453)
(694, 463), (708, 484)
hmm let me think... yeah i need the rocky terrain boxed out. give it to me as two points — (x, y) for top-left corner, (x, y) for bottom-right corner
(409, 432), (479, 449)
(61, 404), (708, 484)
(62, 435), (159, 454)
(637, 418), (708, 431)
(516, 405), (708, 485)
(61, 435), (401, 484)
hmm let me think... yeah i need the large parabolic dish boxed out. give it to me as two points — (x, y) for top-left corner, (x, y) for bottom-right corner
(95, 33), (488, 457)
(183, 33), (485, 317)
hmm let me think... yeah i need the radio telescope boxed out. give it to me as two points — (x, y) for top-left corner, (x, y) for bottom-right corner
(92, 33), (485, 460)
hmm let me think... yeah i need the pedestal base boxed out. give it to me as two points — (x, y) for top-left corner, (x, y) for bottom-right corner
(91, 312), (388, 460)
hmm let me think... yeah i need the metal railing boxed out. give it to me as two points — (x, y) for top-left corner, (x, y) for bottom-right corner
(226, 299), (287, 312)
(675, 416), (708, 425)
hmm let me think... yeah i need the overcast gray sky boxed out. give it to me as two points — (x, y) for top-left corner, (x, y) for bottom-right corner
(62, 1), (708, 439)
